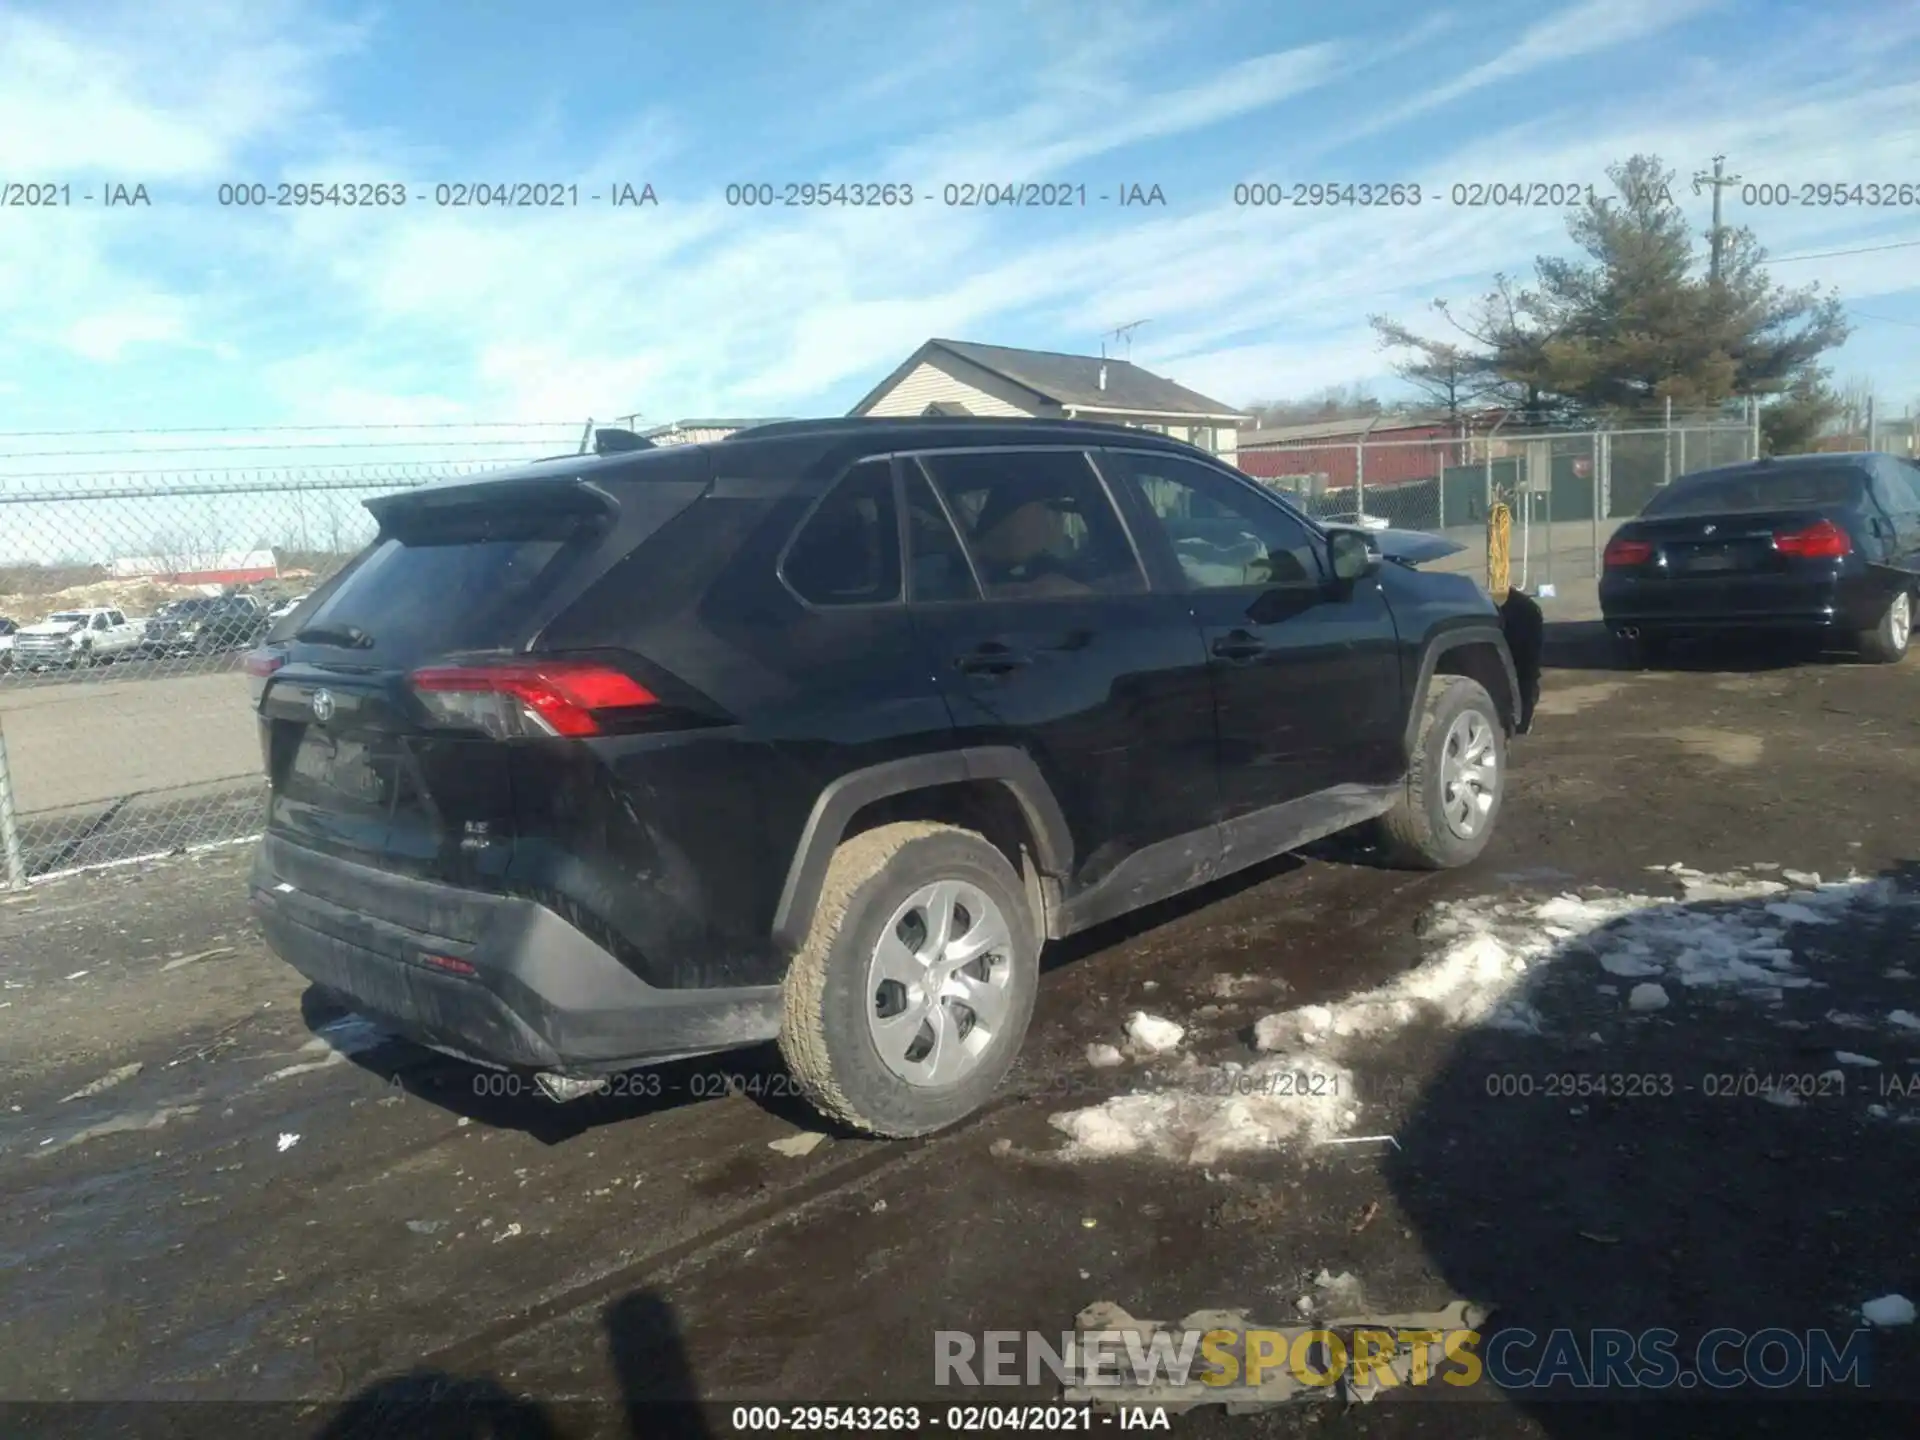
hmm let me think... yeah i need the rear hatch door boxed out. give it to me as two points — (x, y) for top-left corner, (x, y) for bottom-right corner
(258, 459), (708, 886)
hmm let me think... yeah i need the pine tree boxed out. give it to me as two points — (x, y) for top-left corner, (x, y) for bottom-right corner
(1373, 154), (1850, 428)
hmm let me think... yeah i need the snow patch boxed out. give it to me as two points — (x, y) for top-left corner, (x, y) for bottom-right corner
(1862, 1295), (1915, 1327)
(1627, 983), (1670, 1013)
(1054, 867), (1909, 1170)
(1049, 1050), (1357, 1164)
(1126, 1013), (1186, 1054)
(1252, 929), (1540, 1053)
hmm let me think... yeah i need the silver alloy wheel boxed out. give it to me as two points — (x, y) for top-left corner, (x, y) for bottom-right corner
(1439, 709), (1499, 840)
(865, 879), (1014, 1088)
(1891, 592), (1912, 651)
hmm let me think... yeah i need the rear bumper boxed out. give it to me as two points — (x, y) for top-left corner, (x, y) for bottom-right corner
(249, 834), (782, 1073)
(1598, 569), (1888, 633)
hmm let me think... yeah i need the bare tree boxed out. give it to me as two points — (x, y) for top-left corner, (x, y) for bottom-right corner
(1836, 375), (1877, 436)
(1246, 383), (1386, 429)
(1369, 309), (1500, 422)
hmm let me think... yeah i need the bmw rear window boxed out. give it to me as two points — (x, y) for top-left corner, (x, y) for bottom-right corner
(1642, 465), (1866, 517)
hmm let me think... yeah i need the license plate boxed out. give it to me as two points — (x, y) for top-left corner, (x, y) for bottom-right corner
(292, 735), (389, 805)
(1683, 549), (1736, 572)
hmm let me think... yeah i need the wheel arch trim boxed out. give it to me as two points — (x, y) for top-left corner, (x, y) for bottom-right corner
(770, 747), (1073, 954)
(1407, 625), (1523, 759)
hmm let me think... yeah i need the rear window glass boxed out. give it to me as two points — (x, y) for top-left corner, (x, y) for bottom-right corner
(302, 512), (594, 659)
(1642, 466), (1865, 517)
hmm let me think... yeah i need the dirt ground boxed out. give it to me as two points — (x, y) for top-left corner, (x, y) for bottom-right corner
(3, 618), (1919, 1439)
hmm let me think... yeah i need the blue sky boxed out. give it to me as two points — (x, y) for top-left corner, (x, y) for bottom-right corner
(2, 0), (1919, 441)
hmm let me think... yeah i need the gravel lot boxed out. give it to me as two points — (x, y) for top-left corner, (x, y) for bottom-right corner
(2, 619), (1918, 1438)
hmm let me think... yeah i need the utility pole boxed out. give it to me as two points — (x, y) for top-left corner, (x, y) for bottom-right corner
(1691, 155), (1742, 287)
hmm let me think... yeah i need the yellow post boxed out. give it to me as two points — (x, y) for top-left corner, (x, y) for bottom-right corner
(1486, 502), (1512, 602)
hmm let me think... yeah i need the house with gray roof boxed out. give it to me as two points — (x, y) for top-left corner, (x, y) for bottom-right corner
(849, 339), (1251, 461)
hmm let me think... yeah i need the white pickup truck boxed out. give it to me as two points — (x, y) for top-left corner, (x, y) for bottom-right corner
(11, 607), (148, 669)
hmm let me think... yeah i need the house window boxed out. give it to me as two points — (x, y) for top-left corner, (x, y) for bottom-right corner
(1189, 426), (1214, 453)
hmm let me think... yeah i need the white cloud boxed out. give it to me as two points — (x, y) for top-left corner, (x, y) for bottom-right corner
(0, 0), (364, 176)
(63, 297), (192, 363)
(1335, 0), (1729, 147)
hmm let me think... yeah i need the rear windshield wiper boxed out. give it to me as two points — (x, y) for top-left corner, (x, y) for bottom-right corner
(293, 623), (375, 650)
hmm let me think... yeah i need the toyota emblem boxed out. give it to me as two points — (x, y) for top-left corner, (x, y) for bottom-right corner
(311, 688), (336, 723)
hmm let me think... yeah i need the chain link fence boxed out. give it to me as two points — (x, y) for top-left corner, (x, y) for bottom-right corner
(1236, 417), (1759, 589)
(0, 423), (586, 887)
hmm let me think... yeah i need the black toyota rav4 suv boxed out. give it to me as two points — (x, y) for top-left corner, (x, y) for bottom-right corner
(247, 419), (1539, 1137)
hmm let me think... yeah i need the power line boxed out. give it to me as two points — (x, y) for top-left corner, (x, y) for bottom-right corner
(1768, 238), (1920, 263)
(1848, 309), (1920, 330)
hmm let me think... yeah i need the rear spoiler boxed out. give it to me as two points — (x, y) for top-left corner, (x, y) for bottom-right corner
(365, 475), (620, 544)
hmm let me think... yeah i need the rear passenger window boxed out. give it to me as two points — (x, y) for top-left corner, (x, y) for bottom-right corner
(903, 466), (980, 603)
(917, 449), (1144, 600)
(781, 459), (901, 606)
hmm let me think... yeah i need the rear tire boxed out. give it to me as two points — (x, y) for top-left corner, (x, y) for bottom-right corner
(779, 822), (1039, 1138)
(1375, 675), (1506, 870)
(1856, 590), (1912, 665)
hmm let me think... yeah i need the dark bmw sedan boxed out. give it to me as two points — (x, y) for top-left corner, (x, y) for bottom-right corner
(1600, 452), (1920, 664)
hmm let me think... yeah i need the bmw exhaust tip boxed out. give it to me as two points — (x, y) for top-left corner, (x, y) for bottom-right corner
(1614, 626), (1640, 641)
(534, 1072), (604, 1103)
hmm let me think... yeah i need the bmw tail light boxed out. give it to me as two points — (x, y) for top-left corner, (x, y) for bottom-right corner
(409, 660), (657, 739)
(1773, 519), (1851, 559)
(1603, 536), (1654, 568)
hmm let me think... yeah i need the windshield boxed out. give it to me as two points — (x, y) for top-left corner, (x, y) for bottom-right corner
(47, 612), (87, 624)
(1642, 465), (1865, 517)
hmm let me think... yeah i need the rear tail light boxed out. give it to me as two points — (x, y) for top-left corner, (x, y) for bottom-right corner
(419, 952), (477, 977)
(409, 660), (657, 739)
(1603, 536), (1654, 568)
(1773, 519), (1851, 558)
(244, 647), (286, 706)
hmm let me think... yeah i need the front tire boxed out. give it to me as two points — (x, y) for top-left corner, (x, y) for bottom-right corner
(1375, 675), (1507, 870)
(779, 822), (1040, 1138)
(1857, 590), (1912, 665)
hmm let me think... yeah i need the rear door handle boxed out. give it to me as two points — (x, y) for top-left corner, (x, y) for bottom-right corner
(956, 643), (1032, 675)
(1211, 631), (1266, 661)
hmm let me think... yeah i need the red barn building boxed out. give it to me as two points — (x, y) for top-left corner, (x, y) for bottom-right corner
(110, 548), (280, 587)
(1235, 415), (1469, 492)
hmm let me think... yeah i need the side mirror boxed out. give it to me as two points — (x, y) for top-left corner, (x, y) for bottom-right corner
(1327, 528), (1378, 584)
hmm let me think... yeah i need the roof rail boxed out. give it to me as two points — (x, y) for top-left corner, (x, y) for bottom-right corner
(723, 415), (1179, 442)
